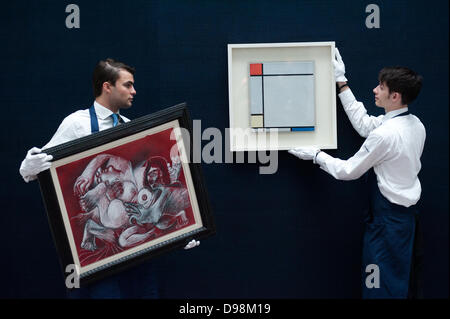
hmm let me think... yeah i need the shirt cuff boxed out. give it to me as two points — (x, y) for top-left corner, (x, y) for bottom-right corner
(338, 88), (356, 107)
(314, 151), (332, 166)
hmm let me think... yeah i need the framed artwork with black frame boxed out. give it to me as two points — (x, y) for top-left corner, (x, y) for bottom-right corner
(37, 103), (215, 287)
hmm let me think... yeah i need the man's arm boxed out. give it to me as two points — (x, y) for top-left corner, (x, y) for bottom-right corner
(314, 131), (391, 180)
(337, 83), (383, 138)
(19, 114), (81, 182)
(334, 49), (383, 138)
(42, 114), (83, 150)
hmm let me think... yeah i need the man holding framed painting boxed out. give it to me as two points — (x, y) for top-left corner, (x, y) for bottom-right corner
(19, 58), (201, 298)
(289, 48), (425, 299)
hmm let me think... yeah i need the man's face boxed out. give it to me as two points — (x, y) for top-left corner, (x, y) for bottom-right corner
(373, 81), (392, 108)
(110, 70), (136, 109)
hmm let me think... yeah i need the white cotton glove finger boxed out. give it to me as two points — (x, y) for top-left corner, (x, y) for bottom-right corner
(288, 147), (320, 161)
(288, 148), (309, 160)
(184, 240), (194, 250)
(184, 239), (200, 250)
(288, 149), (301, 158)
(333, 48), (348, 82)
(41, 162), (52, 170)
(19, 147), (53, 182)
(42, 154), (53, 162)
(27, 147), (42, 156)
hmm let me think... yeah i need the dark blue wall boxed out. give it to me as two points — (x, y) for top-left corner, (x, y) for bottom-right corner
(1, 0), (447, 298)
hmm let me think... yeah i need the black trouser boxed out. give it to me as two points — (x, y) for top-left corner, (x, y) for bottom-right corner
(407, 215), (424, 299)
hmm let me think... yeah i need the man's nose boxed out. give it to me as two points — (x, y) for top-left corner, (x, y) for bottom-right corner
(131, 86), (136, 95)
(373, 87), (378, 94)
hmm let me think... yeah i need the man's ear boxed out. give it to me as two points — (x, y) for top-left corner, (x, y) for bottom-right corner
(102, 81), (112, 94)
(390, 91), (402, 103)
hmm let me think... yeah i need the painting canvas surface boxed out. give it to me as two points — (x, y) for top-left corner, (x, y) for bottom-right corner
(54, 127), (196, 268)
(249, 61), (315, 132)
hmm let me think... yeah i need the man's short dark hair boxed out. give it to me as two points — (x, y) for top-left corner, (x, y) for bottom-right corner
(378, 66), (423, 105)
(92, 58), (135, 98)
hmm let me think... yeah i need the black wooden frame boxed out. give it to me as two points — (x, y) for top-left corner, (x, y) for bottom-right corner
(37, 103), (215, 287)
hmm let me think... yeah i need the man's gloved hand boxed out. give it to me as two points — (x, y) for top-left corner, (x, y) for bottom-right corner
(19, 147), (53, 182)
(288, 147), (321, 163)
(184, 239), (200, 250)
(333, 47), (347, 82)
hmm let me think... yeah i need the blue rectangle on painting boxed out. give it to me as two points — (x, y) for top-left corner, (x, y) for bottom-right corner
(292, 127), (315, 131)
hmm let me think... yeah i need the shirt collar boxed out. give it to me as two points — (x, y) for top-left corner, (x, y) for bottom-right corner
(93, 101), (121, 120)
(382, 107), (409, 123)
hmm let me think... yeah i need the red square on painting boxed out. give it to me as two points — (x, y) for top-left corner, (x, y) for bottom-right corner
(250, 63), (262, 75)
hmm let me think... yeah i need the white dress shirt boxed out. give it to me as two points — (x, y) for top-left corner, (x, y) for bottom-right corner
(43, 101), (130, 149)
(316, 89), (426, 207)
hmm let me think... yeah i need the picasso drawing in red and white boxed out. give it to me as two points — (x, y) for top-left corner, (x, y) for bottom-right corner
(55, 128), (195, 267)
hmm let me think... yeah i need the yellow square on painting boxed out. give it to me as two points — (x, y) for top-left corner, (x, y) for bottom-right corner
(250, 115), (263, 128)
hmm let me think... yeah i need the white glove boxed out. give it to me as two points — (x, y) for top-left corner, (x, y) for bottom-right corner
(333, 48), (347, 82)
(19, 147), (53, 182)
(288, 147), (321, 163)
(184, 239), (200, 250)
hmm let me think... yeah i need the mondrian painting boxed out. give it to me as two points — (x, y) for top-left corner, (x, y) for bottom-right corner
(249, 61), (315, 132)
